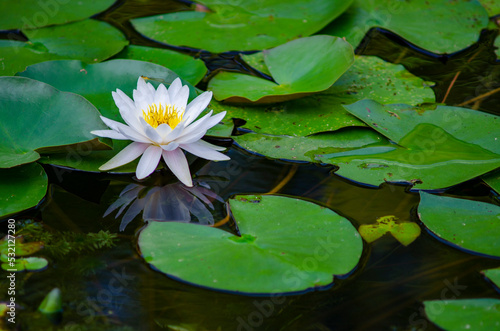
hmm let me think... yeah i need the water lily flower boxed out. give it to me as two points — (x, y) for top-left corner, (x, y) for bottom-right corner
(91, 77), (229, 186)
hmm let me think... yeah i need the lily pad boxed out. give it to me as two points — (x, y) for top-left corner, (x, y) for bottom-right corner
(114, 45), (207, 85)
(0, 76), (109, 168)
(234, 128), (391, 162)
(424, 299), (500, 331)
(480, 0), (500, 16)
(321, 0), (489, 54)
(358, 215), (421, 246)
(22, 19), (128, 63)
(212, 55), (435, 136)
(130, 0), (353, 53)
(0, 40), (64, 76)
(0, 238), (44, 257)
(18, 60), (199, 172)
(0, 163), (47, 218)
(235, 123), (500, 189)
(1, 257), (48, 272)
(418, 192), (500, 258)
(0, 0), (115, 30)
(208, 35), (354, 103)
(483, 267), (500, 288)
(138, 195), (363, 294)
(483, 169), (500, 194)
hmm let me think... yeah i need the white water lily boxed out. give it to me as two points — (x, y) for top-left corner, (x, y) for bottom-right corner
(91, 77), (229, 186)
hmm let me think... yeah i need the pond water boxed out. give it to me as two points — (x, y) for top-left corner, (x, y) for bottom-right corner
(1, 0), (500, 330)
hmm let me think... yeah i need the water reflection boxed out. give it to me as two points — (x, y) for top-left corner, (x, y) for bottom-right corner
(104, 180), (224, 231)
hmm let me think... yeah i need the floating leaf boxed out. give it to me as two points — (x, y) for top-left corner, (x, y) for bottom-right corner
(38, 288), (63, 314)
(424, 299), (500, 331)
(213, 55), (435, 136)
(2, 257), (48, 272)
(0, 40), (64, 76)
(115, 45), (207, 85)
(418, 192), (500, 258)
(0, 0), (115, 30)
(0, 76), (109, 168)
(480, 0), (500, 16)
(18, 60), (199, 172)
(0, 237), (43, 257)
(234, 128), (391, 162)
(321, 0), (488, 53)
(208, 36), (354, 103)
(139, 195), (362, 294)
(22, 19), (128, 63)
(0, 164), (47, 219)
(130, 0), (353, 53)
(358, 215), (421, 246)
(483, 267), (500, 288)
(483, 169), (500, 194)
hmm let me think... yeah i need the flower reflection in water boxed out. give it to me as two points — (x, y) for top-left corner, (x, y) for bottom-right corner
(105, 180), (224, 231)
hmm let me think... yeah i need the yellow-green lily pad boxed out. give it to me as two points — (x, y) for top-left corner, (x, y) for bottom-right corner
(1, 256), (48, 272)
(358, 215), (421, 246)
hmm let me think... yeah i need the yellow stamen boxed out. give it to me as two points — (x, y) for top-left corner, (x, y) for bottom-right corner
(142, 104), (183, 129)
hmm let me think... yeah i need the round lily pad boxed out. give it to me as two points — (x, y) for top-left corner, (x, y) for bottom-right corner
(0, 163), (47, 218)
(114, 45), (207, 85)
(18, 60), (197, 172)
(418, 192), (500, 257)
(321, 0), (489, 54)
(22, 19), (128, 63)
(424, 299), (500, 331)
(1, 257), (48, 272)
(0, 76), (109, 168)
(212, 55), (434, 136)
(0, 0), (115, 30)
(208, 35), (354, 103)
(138, 195), (363, 294)
(130, 0), (353, 53)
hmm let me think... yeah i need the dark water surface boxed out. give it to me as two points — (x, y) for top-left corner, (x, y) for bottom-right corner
(1, 0), (500, 330)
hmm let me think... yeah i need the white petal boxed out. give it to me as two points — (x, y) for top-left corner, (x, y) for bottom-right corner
(139, 117), (162, 143)
(112, 91), (134, 114)
(91, 129), (128, 140)
(136, 145), (162, 179)
(137, 77), (153, 103)
(162, 121), (187, 143)
(180, 141), (230, 161)
(183, 91), (212, 126)
(162, 148), (193, 187)
(133, 89), (149, 115)
(156, 123), (172, 139)
(115, 89), (136, 111)
(154, 83), (170, 107)
(160, 141), (179, 151)
(145, 81), (156, 99)
(172, 85), (190, 112)
(175, 111), (226, 144)
(116, 124), (151, 144)
(113, 92), (143, 132)
(99, 142), (149, 170)
(167, 78), (182, 103)
(196, 139), (227, 151)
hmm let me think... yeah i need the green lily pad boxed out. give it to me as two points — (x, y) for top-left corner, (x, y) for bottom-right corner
(208, 35), (354, 103)
(483, 267), (500, 288)
(0, 76), (109, 168)
(358, 215), (421, 246)
(0, 0), (115, 30)
(138, 195), (363, 294)
(234, 128), (391, 162)
(1, 256), (48, 272)
(22, 19), (128, 63)
(212, 55), (435, 136)
(0, 163), (47, 218)
(38, 288), (63, 314)
(424, 299), (500, 331)
(18, 60), (199, 172)
(321, 0), (489, 54)
(235, 123), (500, 189)
(483, 168), (500, 194)
(114, 45), (207, 85)
(130, 0), (353, 53)
(418, 192), (500, 257)
(480, 0), (500, 16)
(0, 40), (64, 76)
